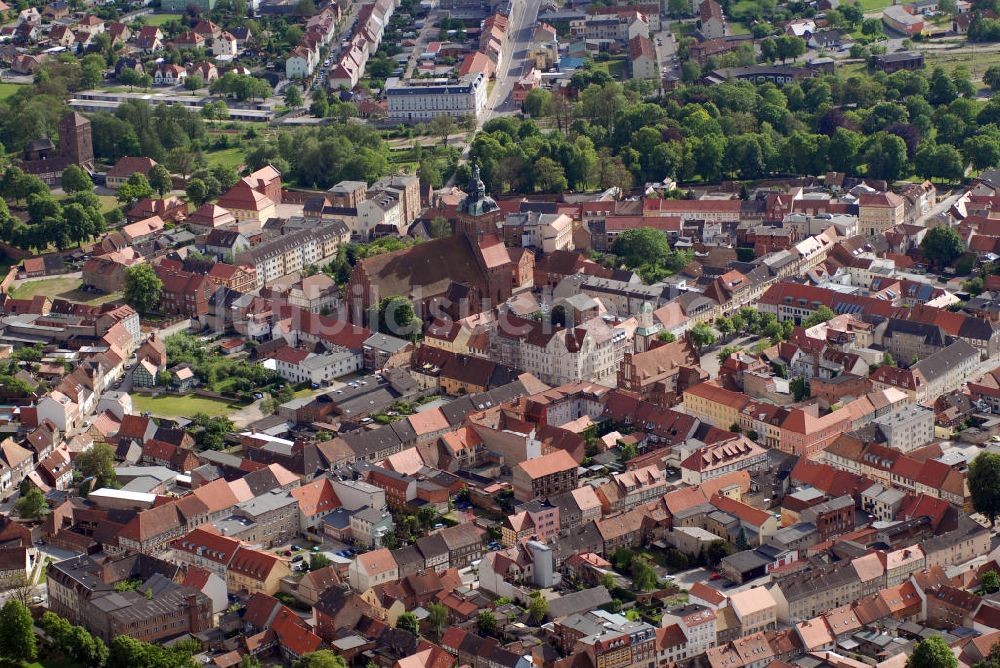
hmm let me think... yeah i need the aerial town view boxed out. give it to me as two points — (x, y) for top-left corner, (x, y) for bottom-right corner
(9, 0), (1000, 665)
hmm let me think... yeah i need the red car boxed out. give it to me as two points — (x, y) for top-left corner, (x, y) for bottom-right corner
(709, 572), (722, 580)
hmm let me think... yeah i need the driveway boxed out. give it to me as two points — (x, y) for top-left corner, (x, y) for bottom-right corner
(229, 399), (267, 429)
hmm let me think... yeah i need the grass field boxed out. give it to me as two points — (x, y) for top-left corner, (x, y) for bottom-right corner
(205, 147), (246, 171)
(9, 276), (121, 305)
(923, 46), (1000, 78)
(0, 83), (26, 102)
(57, 193), (119, 213)
(142, 13), (182, 25)
(131, 393), (241, 417)
(97, 195), (120, 213)
(857, 0), (893, 11)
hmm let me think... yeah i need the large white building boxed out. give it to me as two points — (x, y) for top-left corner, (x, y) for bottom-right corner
(271, 345), (361, 385)
(386, 73), (487, 123)
(490, 316), (625, 386)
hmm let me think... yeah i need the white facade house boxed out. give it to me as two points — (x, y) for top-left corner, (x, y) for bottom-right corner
(356, 193), (404, 237)
(37, 391), (80, 433)
(272, 346), (361, 385)
(491, 317), (623, 386)
(386, 73), (488, 123)
(286, 45), (318, 79)
(213, 31), (239, 57)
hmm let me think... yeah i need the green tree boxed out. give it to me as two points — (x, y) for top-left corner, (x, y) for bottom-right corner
(148, 164), (173, 197)
(427, 602), (448, 639)
(61, 164), (93, 193)
(802, 305), (836, 327)
(15, 486), (46, 518)
(921, 225), (964, 268)
(667, 0), (690, 15)
(631, 555), (658, 591)
(982, 570), (1000, 594)
(964, 135), (1000, 172)
(915, 143), (965, 182)
(429, 114), (457, 146)
(620, 441), (638, 463)
(285, 85), (304, 108)
(906, 637), (957, 668)
(775, 35), (806, 63)
(429, 216), (451, 238)
(477, 611), (497, 636)
(116, 172), (154, 205)
(863, 133), (908, 181)
(185, 178), (208, 205)
(75, 443), (117, 490)
(310, 553), (331, 571)
(689, 323), (716, 352)
(930, 67), (958, 105)
(704, 540), (735, 566)
(986, 65), (1000, 91)
(189, 414), (235, 451)
(0, 600), (36, 662)
(523, 88), (551, 117)
(292, 651), (346, 668)
(883, 352), (897, 367)
(612, 227), (670, 267)
(970, 452), (1000, 525)
(790, 376), (810, 401)
(659, 331), (677, 343)
(600, 572), (616, 590)
(396, 612), (419, 636)
(377, 296), (417, 339)
(528, 593), (549, 622)
(534, 156), (569, 192)
(124, 264), (163, 315)
(861, 17), (883, 35)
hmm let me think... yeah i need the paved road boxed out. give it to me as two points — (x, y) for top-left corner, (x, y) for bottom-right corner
(445, 0), (539, 187)
(482, 0), (540, 123)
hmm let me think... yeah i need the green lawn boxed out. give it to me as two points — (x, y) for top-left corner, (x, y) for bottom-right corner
(204, 147), (246, 171)
(57, 193), (118, 213)
(0, 82), (26, 102)
(131, 393), (242, 417)
(857, 0), (892, 11)
(728, 22), (750, 35)
(9, 276), (121, 305)
(142, 13), (182, 25)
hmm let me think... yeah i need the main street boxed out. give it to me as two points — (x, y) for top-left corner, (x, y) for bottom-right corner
(445, 0), (540, 186)
(480, 0), (540, 125)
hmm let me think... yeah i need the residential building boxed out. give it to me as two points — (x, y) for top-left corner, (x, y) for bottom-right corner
(511, 449), (579, 502)
(858, 192), (906, 238)
(348, 548), (399, 591)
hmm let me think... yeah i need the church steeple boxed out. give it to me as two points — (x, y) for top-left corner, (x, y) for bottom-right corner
(634, 301), (660, 353)
(456, 162), (502, 242)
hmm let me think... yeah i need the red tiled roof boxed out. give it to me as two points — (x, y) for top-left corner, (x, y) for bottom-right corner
(229, 546), (285, 581)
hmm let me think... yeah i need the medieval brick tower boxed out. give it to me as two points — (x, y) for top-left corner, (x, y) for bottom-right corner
(58, 112), (94, 170)
(455, 163), (503, 243)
